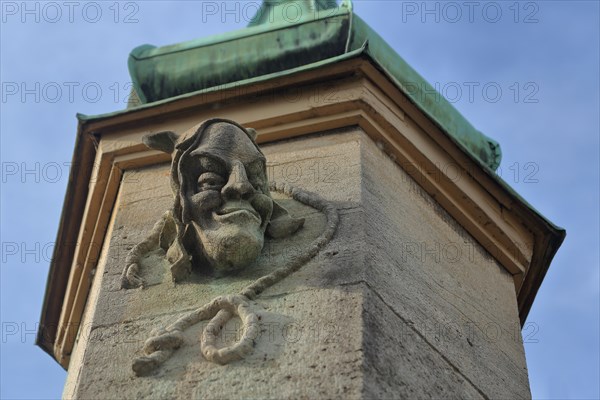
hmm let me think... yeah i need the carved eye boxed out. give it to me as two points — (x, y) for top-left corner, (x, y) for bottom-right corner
(197, 172), (225, 192)
(250, 176), (265, 192)
(247, 162), (266, 192)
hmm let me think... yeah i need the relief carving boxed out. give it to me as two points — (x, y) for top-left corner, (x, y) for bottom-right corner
(120, 119), (338, 376)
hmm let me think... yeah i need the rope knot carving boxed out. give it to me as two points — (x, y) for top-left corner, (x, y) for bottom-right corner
(127, 182), (338, 376)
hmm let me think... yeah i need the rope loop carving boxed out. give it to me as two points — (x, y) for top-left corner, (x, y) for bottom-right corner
(131, 182), (338, 376)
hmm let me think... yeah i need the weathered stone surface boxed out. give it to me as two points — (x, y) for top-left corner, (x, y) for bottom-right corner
(64, 127), (530, 399)
(69, 286), (364, 399)
(359, 136), (530, 399)
(361, 282), (486, 399)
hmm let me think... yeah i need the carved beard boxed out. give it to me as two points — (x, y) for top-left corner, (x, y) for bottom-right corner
(187, 192), (274, 273)
(191, 218), (265, 272)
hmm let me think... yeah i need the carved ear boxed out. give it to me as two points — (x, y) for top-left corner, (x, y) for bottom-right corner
(246, 127), (258, 142)
(142, 131), (178, 154)
(267, 200), (305, 239)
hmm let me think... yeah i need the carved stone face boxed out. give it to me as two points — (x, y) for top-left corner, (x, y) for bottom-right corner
(134, 119), (304, 282)
(183, 123), (274, 272)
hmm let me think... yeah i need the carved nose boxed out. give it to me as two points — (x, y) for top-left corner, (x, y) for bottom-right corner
(222, 162), (254, 201)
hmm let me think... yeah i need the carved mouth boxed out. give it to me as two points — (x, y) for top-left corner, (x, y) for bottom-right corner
(215, 203), (261, 224)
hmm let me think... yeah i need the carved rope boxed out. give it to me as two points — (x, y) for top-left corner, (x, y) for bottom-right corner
(131, 182), (338, 376)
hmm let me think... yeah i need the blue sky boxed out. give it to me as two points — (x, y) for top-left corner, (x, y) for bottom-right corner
(1, 1), (598, 399)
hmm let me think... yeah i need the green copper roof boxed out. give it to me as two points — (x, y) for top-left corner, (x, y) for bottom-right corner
(126, 1), (502, 169)
(247, 0), (339, 27)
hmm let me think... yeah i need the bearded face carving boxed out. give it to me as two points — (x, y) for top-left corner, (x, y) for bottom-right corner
(180, 122), (274, 272)
(124, 119), (304, 286)
(123, 119), (339, 373)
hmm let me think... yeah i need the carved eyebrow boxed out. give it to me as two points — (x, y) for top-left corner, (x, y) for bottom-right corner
(190, 151), (227, 170)
(246, 157), (266, 171)
(190, 149), (265, 172)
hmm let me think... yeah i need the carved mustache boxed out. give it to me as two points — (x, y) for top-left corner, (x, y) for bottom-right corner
(215, 201), (261, 223)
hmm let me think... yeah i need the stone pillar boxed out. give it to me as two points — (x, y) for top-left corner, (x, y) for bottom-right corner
(61, 126), (522, 398)
(39, 59), (563, 400)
